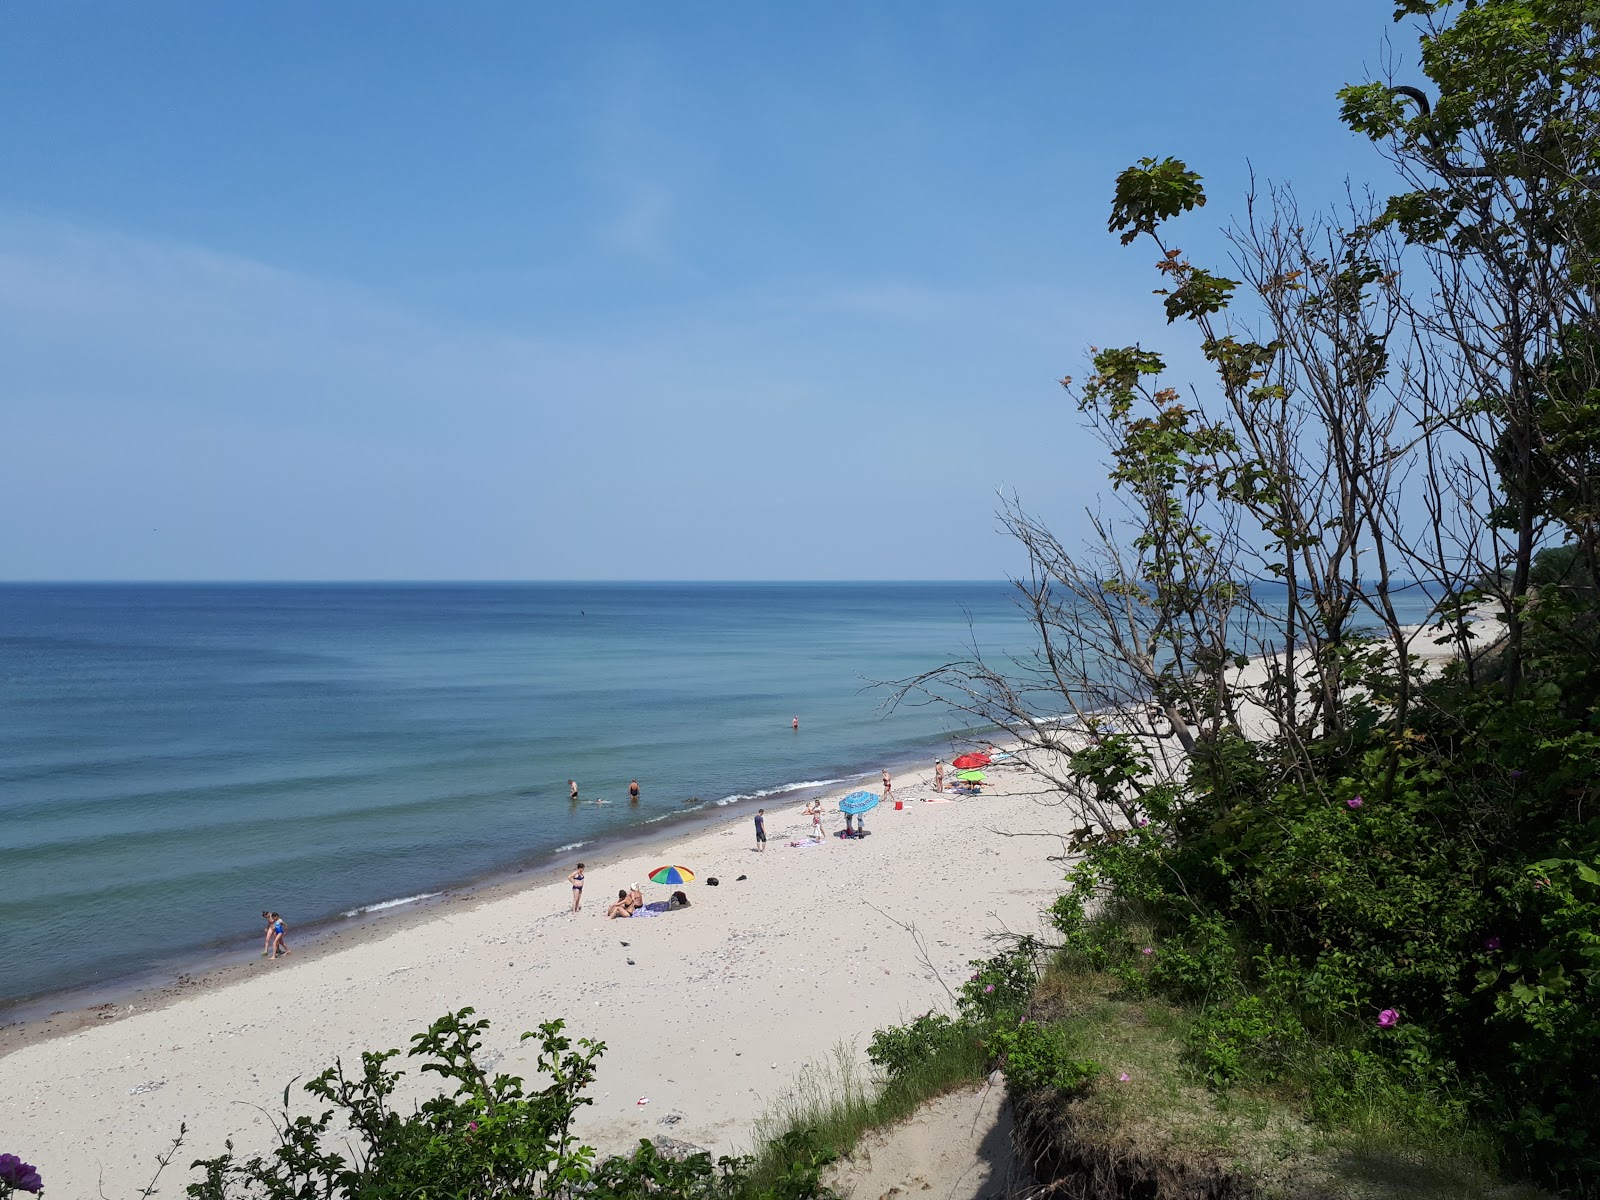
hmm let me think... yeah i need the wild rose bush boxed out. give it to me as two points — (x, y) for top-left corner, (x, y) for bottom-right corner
(1052, 643), (1600, 1191)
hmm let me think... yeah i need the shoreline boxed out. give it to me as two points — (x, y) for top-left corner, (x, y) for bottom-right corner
(0, 748), (1067, 1199)
(0, 737), (963, 1037)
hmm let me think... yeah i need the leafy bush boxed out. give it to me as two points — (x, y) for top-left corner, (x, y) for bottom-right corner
(990, 1022), (1097, 1095)
(865, 1012), (967, 1080)
(180, 1008), (836, 1200)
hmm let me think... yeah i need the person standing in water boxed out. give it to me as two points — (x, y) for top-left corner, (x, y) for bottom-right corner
(567, 862), (585, 913)
(569, 779), (579, 801)
(792, 715), (799, 731)
(754, 808), (767, 852)
(628, 779), (640, 803)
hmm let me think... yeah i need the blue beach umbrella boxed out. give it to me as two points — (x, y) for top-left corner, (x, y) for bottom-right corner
(838, 790), (880, 815)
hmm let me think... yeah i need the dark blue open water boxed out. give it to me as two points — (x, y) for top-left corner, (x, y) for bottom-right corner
(0, 583), (1031, 1007)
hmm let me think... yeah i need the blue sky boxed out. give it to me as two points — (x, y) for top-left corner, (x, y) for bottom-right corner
(0, 2), (1406, 580)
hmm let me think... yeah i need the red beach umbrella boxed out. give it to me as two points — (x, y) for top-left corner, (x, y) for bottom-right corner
(951, 753), (990, 770)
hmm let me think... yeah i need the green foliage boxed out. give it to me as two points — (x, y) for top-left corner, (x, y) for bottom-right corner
(865, 1012), (966, 1080)
(990, 1022), (1098, 1095)
(1108, 156), (1206, 246)
(591, 1131), (836, 1200)
(182, 1009), (836, 1200)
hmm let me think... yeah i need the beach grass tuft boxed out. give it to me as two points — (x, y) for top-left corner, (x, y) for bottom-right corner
(745, 1034), (990, 1192)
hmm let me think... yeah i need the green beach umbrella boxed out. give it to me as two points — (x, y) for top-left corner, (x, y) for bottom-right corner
(955, 769), (987, 782)
(648, 864), (695, 885)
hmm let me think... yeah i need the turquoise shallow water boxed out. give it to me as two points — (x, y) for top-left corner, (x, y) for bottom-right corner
(0, 583), (1031, 1006)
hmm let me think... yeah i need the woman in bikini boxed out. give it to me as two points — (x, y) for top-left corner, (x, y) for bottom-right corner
(568, 862), (586, 913)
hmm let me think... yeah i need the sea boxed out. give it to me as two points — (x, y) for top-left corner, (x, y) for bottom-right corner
(0, 582), (1034, 1011)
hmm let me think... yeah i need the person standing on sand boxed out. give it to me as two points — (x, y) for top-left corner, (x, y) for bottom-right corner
(568, 862), (585, 913)
(811, 804), (824, 840)
(881, 768), (893, 805)
(569, 779), (579, 801)
(628, 779), (640, 803)
(269, 913), (289, 958)
(261, 910), (274, 957)
(844, 810), (855, 837)
(754, 808), (767, 852)
(934, 760), (945, 793)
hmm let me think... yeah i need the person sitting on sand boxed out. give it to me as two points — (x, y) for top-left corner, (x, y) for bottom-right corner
(669, 890), (690, 910)
(627, 882), (644, 911)
(606, 889), (632, 919)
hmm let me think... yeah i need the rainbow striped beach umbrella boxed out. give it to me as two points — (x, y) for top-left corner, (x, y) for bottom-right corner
(648, 864), (695, 885)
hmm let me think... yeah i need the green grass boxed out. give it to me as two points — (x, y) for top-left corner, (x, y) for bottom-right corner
(743, 1031), (990, 1194)
(1030, 962), (1548, 1200)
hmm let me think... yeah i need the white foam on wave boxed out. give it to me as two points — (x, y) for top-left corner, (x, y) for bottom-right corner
(713, 777), (848, 806)
(342, 892), (442, 918)
(551, 841), (588, 854)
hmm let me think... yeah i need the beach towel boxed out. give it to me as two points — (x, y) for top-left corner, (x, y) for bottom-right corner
(787, 838), (825, 848)
(631, 903), (668, 917)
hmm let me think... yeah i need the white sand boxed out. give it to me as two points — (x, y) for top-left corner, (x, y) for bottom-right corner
(0, 760), (1069, 1198)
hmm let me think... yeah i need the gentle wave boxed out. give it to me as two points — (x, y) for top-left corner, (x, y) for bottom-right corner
(341, 892), (442, 917)
(712, 777), (848, 806)
(551, 841), (588, 854)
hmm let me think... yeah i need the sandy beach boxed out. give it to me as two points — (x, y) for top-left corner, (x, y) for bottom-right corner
(0, 757), (1070, 1198)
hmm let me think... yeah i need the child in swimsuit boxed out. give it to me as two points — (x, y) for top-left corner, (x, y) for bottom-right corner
(568, 863), (585, 913)
(270, 913), (289, 958)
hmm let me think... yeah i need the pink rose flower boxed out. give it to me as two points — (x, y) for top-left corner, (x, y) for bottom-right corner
(1141, 947), (1154, 956)
(1377, 1008), (1399, 1029)
(1118, 1072), (1131, 1082)
(1347, 796), (1364, 809)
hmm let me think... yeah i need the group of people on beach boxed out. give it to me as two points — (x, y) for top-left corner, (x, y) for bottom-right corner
(565, 862), (689, 918)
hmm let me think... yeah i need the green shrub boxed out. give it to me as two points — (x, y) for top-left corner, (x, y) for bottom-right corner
(180, 1008), (836, 1200)
(991, 1022), (1098, 1095)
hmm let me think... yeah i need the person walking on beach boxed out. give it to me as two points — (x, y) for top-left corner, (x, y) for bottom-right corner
(881, 768), (893, 806)
(754, 808), (767, 852)
(568, 862), (585, 913)
(569, 779), (579, 801)
(934, 760), (945, 793)
(269, 912), (289, 959)
(628, 779), (640, 803)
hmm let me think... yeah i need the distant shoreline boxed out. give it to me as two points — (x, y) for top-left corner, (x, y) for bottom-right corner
(0, 736), (961, 1043)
